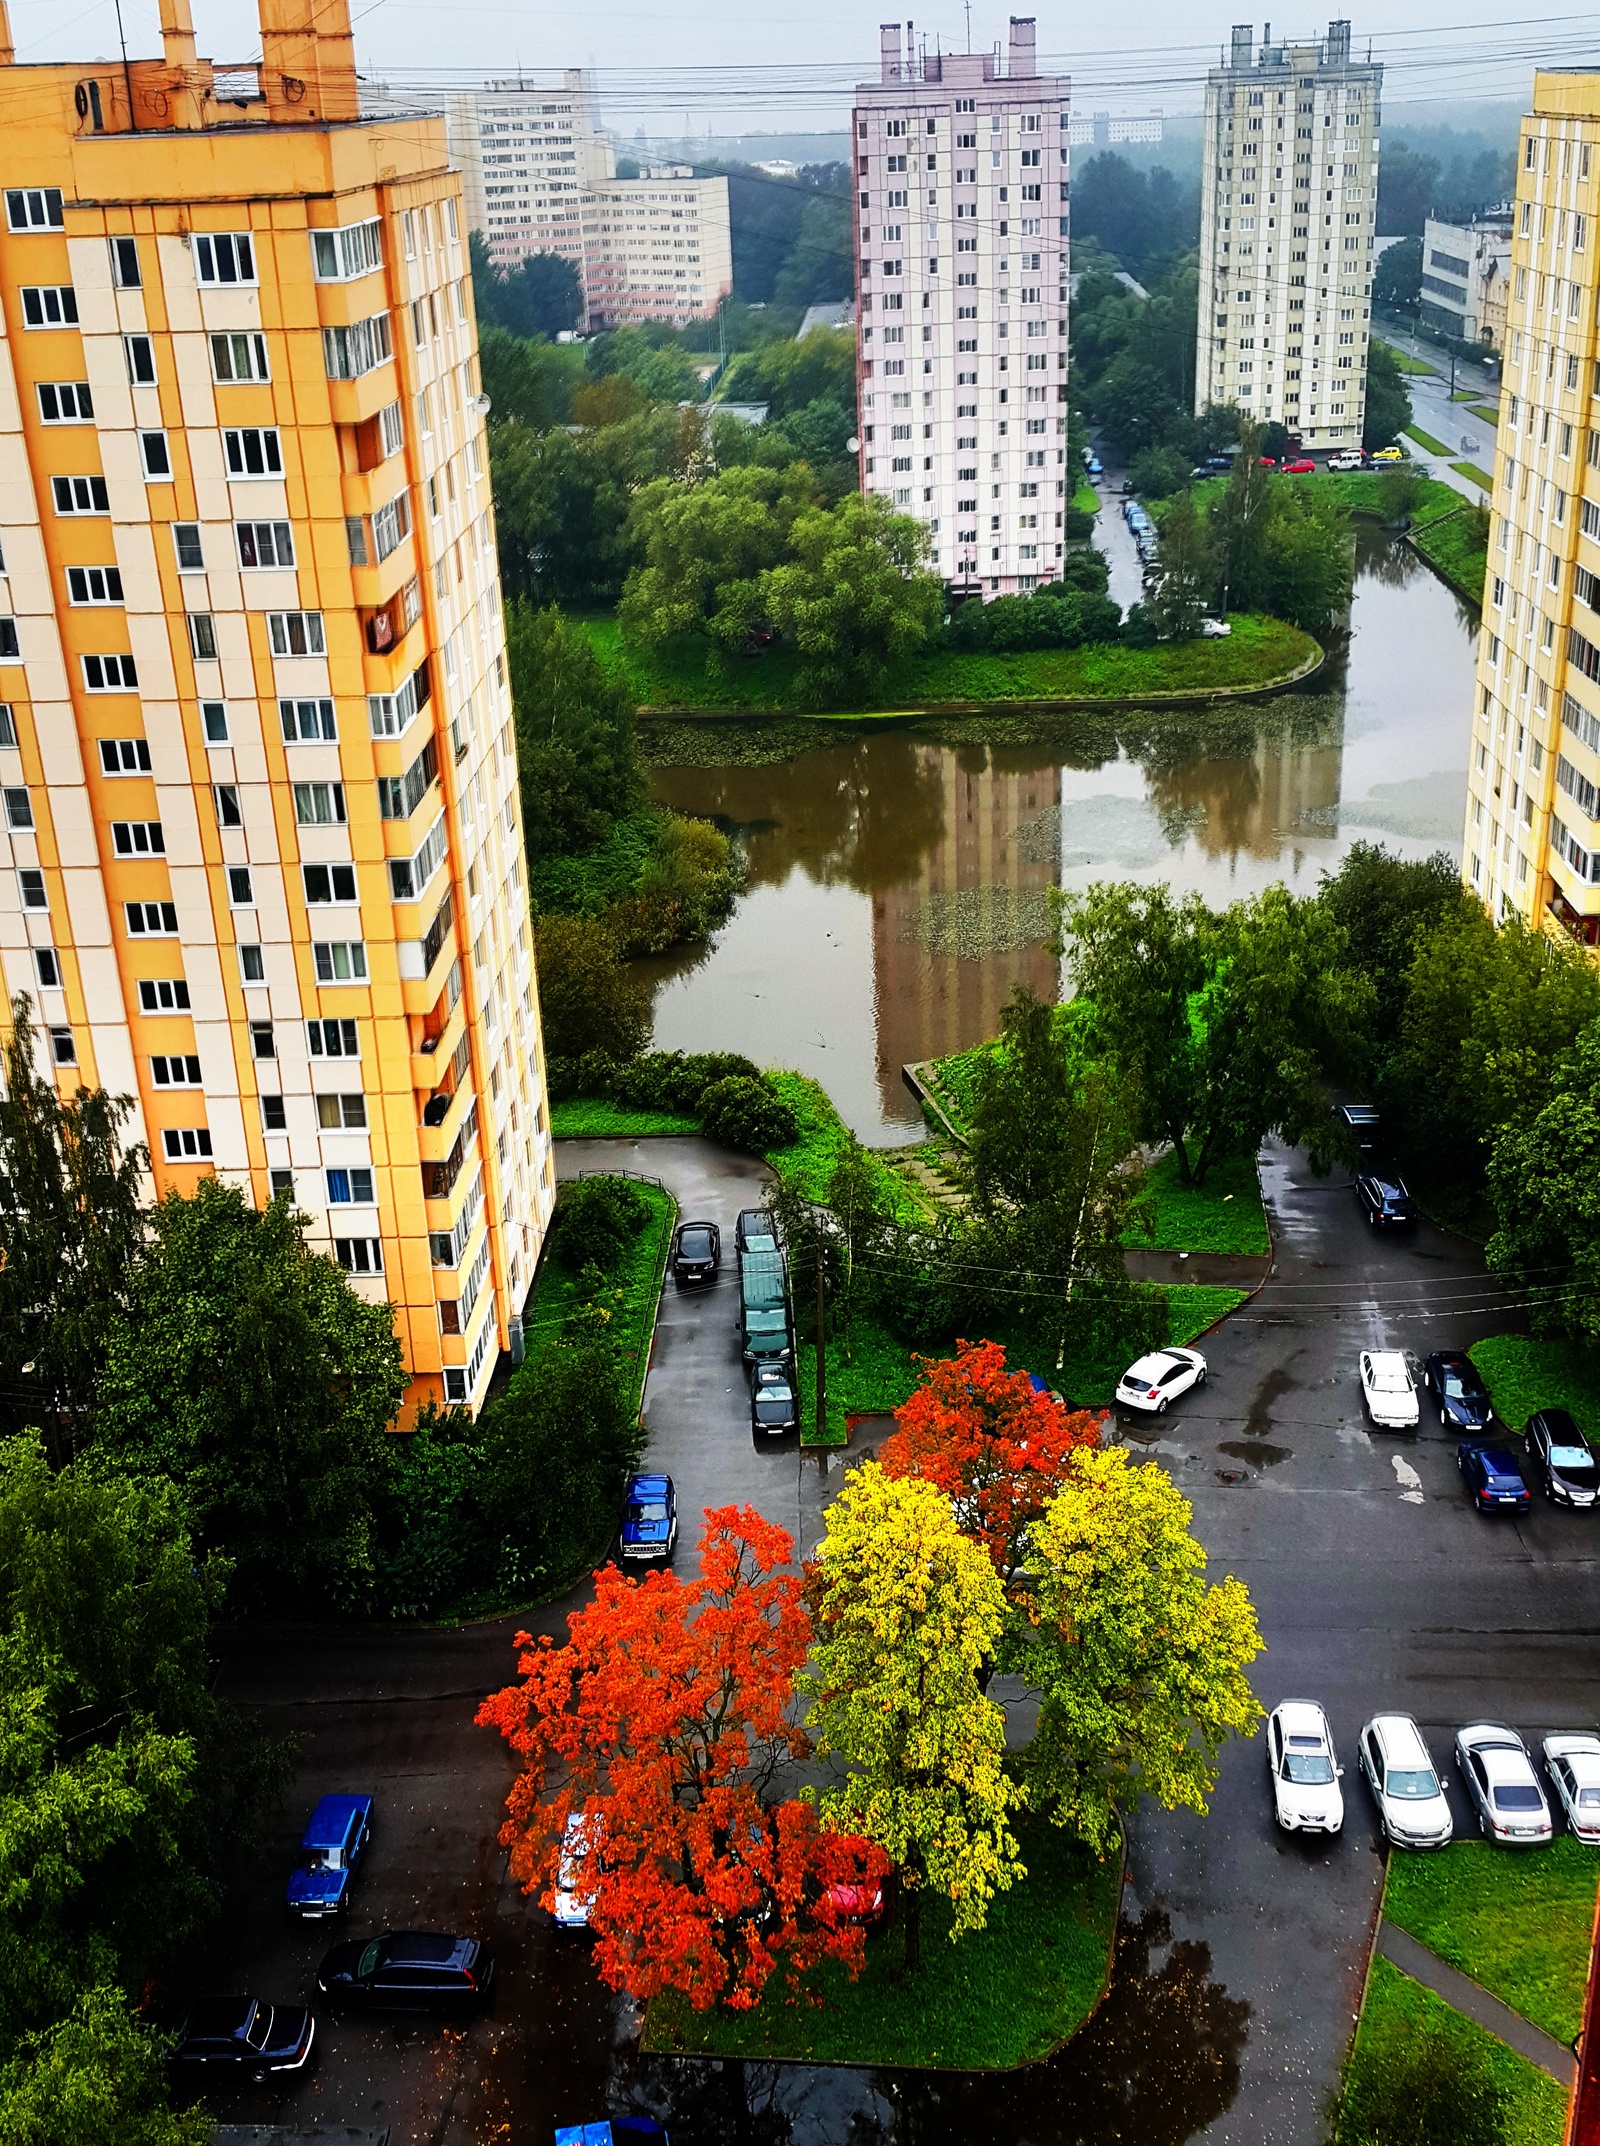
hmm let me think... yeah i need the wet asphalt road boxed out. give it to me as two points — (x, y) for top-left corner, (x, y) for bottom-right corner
(200, 1131), (1599, 2146)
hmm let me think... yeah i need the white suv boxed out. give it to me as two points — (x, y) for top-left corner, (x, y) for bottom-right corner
(1359, 1713), (1453, 1848)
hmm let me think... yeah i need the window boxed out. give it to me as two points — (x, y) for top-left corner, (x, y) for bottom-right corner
(82, 653), (137, 691)
(6, 189), (64, 231)
(310, 218), (382, 281)
(67, 566), (123, 605)
(303, 862), (358, 905)
(19, 870), (47, 911)
(109, 236), (140, 288)
(322, 315), (392, 381)
(124, 900), (178, 934)
(111, 820), (163, 855)
(379, 401), (404, 458)
(139, 431), (171, 479)
(201, 701), (229, 743)
(250, 1021), (275, 1059)
(0, 706), (13, 747)
(345, 516), (368, 567)
(388, 812), (447, 901)
(20, 285), (77, 327)
(162, 1128), (213, 1160)
(138, 978), (190, 1011)
(151, 1054), (201, 1086)
(373, 491), (411, 561)
(3, 788), (32, 830)
(123, 334), (155, 385)
(38, 383), (93, 423)
(228, 866), (253, 906)
(193, 232), (256, 285)
(336, 1237), (383, 1275)
(98, 738), (151, 774)
(293, 781), (346, 825)
(188, 614), (217, 661)
(52, 476), (108, 515)
(280, 698), (336, 743)
(270, 1169), (295, 1198)
(213, 783), (241, 827)
(268, 613), (325, 658)
(317, 1091), (368, 1128)
(223, 428), (283, 478)
(377, 737), (437, 819)
(50, 1028), (76, 1067)
(210, 331), (270, 382)
(239, 943), (265, 983)
(34, 948), (60, 987)
(367, 666), (427, 738)
(307, 1017), (359, 1058)
(236, 521), (293, 569)
(173, 524), (204, 572)
(314, 940), (368, 983)
(326, 1166), (375, 1204)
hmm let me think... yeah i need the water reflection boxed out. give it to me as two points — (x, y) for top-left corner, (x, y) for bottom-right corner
(644, 533), (1477, 1142)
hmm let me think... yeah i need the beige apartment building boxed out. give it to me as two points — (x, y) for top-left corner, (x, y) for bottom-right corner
(1469, 72), (1600, 945)
(0, 0), (553, 1413)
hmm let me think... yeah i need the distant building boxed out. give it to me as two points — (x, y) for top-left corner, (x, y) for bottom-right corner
(1420, 210), (1513, 349)
(1195, 20), (1382, 450)
(582, 170), (733, 329)
(855, 17), (1072, 598)
(1065, 112), (1164, 147)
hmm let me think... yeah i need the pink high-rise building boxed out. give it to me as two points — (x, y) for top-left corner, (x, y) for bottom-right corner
(854, 18), (1072, 597)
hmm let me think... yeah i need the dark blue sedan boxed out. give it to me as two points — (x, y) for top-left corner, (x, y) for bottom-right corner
(1457, 1440), (1532, 1515)
(1425, 1351), (1494, 1432)
(621, 1472), (677, 1564)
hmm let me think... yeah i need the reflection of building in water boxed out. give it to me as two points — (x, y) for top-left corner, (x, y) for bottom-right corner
(871, 748), (1063, 1111)
(1145, 706), (1344, 863)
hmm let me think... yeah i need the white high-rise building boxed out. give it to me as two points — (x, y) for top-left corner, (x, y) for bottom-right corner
(854, 18), (1072, 597)
(1195, 21), (1381, 450)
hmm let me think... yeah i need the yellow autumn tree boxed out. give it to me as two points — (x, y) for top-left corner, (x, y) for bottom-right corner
(800, 1464), (1025, 1971)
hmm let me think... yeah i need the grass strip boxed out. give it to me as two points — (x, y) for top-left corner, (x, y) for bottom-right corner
(1408, 506), (1489, 604)
(1335, 1956), (1568, 2146)
(1072, 476), (1100, 514)
(1384, 1837), (1600, 2047)
(1406, 424), (1453, 456)
(1453, 460), (1493, 489)
(1374, 337), (1438, 377)
(549, 1096), (700, 1139)
(1123, 1148), (1269, 1257)
(1469, 1335), (1600, 1439)
(1469, 403), (1501, 425)
(643, 1817), (1121, 2069)
(523, 1179), (677, 1418)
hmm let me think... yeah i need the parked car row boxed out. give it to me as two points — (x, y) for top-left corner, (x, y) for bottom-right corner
(1268, 1703), (1600, 1849)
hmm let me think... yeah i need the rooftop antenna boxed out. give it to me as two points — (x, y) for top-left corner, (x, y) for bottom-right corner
(963, 0), (972, 48)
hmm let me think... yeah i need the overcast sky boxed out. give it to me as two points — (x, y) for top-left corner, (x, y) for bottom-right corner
(11, 0), (1560, 134)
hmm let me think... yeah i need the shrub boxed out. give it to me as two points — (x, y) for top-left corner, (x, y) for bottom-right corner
(534, 913), (651, 1067)
(551, 1175), (649, 1272)
(699, 1075), (800, 1152)
(1063, 507), (1096, 539)
(611, 1049), (762, 1115)
(1120, 602), (1160, 646)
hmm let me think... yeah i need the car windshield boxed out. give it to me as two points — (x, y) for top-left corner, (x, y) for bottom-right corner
(1371, 1365), (1410, 1389)
(628, 1499), (667, 1523)
(1284, 1753), (1335, 1785)
(1550, 1447), (1596, 1471)
(1385, 1767), (1440, 1798)
(245, 2005), (273, 2050)
(302, 1845), (339, 1870)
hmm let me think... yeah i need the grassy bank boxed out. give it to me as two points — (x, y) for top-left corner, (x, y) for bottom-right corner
(1335, 1957), (1568, 2146)
(1470, 1335), (1600, 1438)
(585, 613), (1321, 717)
(643, 1817), (1121, 2068)
(1409, 502), (1490, 603)
(524, 1179), (676, 1417)
(1384, 1838), (1600, 2047)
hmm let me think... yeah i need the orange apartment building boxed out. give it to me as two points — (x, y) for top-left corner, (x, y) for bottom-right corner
(0, 0), (552, 1411)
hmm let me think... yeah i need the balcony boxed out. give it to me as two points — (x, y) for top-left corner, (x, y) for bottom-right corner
(419, 1083), (474, 1165)
(422, 1109), (477, 1201)
(411, 993), (466, 1090)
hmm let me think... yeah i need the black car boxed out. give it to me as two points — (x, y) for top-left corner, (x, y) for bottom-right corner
(671, 1219), (720, 1287)
(1457, 1439), (1532, 1515)
(316, 1930), (495, 2014)
(170, 1998), (315, 2083)
(1525, 1410), (1600, 1508)
(1335, 1102), (1383, 1150)
(736, 1208), (778, 1258)
(751, 1364), (798, 1437)
(1423, 1351), (1493, 1432)
(1356, 1173), (1416, 1230)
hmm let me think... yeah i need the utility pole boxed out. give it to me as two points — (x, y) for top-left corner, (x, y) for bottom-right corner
(814, 1250), (827, 1449)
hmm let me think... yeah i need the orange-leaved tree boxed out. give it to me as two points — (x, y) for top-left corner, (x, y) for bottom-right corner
(878, 1338), (1103, 1584)
(476, 1503), (888, 2011)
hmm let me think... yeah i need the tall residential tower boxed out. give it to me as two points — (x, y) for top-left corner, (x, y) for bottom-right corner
(0, 0), (551, 1413)
(1195, 21), (1381, 450)
(854, 18), (1072, 596)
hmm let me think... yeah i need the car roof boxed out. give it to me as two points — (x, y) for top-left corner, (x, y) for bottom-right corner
(184, 1998), (257, 2037)
(677, 1218), (716, 1235)
(382, 1931), (469, 1964)
(1342, 1102), (1380, 1119)
(1474, 1446), (1523, 1472)
(626, 1472), (671, 1495)
(1369, 1713), (1430, 1760)
(1533, 1408), (1583, 1437)
(1459, 1721), (1524, 1749)
(1274, 1700), (1330, 1737)
(1547, 1738), (1600, 1780)
(304, 1794), (371, 1844)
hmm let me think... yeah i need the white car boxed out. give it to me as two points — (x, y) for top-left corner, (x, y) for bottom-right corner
(1116, 1346), (1206, 1415)
(1267, 1701), (1344, 1834)
(1359, 1350), (1419, 1430)
(1328, 449), (1365, 470)
(1454, 1724), (1553, 1845)
(552, 1812), (604, 1930)
(1542, 1733), (1600, 1842)
(1358, 1713), (1453, 1848)
(1200, 617), (1232, 637)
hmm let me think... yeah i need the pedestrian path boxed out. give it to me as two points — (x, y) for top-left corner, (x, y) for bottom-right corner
(1376, 1920), (1577, 2086)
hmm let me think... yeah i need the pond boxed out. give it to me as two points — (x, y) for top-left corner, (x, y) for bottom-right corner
(641, 526), (1479, 1144)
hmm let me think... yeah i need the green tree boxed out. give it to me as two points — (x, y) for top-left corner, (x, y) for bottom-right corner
(490, 403), (694, 605)
(1372, 236), (1423, 313)
(1149, 488), (1213, 637)
(801, 1465), (1025, 1971)
(478, 325), (584, 431)
(1364, 338), (1414, 452)
(619, 464), (818, 654)
(0, 1985), (208, 2145)
(772, 194), (853, 309)
(506, 600), (642, 860)
(1208, 425), (1275, 614)
(489, 251), (584, 339)
(1485, 1021), (1600, 1338)
(533, 913), (652, 1071)
(823, 1133), (897, 1348)
(0, 998), (147, 1454)
(1014, 1445), (1263, 1853)
(1316, 843), (1475, 1070)
(759, 493), (944, 706)
(719, 326), (857, 420)
(92, 1182), (406, 1609)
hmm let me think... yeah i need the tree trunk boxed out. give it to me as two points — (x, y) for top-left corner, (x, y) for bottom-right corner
(902, 1875), (922, 1976)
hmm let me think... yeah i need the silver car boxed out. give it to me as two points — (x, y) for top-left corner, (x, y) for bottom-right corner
(1358, 1713), (1453, 1848)
(1454, 1724), (1553, 1845)
(1542, 1733), (1600, 1842)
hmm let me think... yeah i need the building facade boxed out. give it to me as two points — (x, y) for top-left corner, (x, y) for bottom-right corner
(854, 18), (1072, 597)
(1194, 21), (1381, 450)
(0, 0), (552, 1413)
(582, 172), (733, 330)
(1420, 211), (1513, 349)
(1467, 72), (1600, 945)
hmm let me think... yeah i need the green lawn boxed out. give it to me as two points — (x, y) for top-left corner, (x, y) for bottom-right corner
(549, 1096), (701, 1139)
(765, 1071), (924, 1221)
(1470, 1335), (1600, 1439)
(1124, 1149), (1270, 1257)
(523, 1179), (676, 1416)
(1374, 337), (1438, 377)
(643, 1817), (1121, 2068)
(1072, 475), (1100, 514)
(1453, 460), (1493, 489)
(583, 613), (1321, 717)
(1409, 504), (1490, 603)
(1335, 1957), (1569, 2146)
(1406, 424), (1452, 456)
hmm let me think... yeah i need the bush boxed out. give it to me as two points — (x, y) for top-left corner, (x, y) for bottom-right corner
(369, 1401), (484, 1620)
(534, 913), (651, 1067)
(610, 814), (743, 956)
(551, 1174), (649, 1272)
(699, 1075), (801, 1152)
(611, 1049), (762, 1115)
(1063, 508), (1096, 539)
(1121, 603), (1160, 646)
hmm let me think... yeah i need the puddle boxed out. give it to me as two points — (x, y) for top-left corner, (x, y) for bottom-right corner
(1244, 1365), (1297, 1439)
(1218, 1440), (1293, 1467)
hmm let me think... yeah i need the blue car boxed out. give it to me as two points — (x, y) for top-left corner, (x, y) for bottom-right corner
(621, 1473), (677, 1564)
(286, 1793), (373, 1917)
(556, 2122), (668, 2145)
(1457, 1440), (1532, 1515)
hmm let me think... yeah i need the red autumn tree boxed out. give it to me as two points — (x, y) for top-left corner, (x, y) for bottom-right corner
(476, 1503), (888, 2011)
(878, 1338), (1103, 1582)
